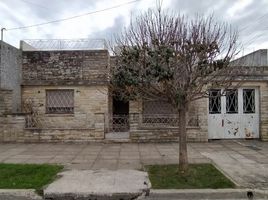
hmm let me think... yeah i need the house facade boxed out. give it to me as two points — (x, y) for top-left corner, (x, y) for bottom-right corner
(0, 39), (268, 142)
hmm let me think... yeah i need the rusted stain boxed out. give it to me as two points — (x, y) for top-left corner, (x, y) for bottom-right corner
(233, 127), (239, 136)
(245, 128), (253, 138)
(226, 119), (232, 124)
(227, 127), (239, 136)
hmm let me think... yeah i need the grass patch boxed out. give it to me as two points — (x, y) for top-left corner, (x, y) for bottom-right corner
(0, 163), (63, 190)
(146, 164), (235, 189)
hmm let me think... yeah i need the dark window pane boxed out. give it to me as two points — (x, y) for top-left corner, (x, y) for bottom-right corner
(243, 89), (255, 113)
(226, 89), (238, 114)
(209, 89), (221, 114)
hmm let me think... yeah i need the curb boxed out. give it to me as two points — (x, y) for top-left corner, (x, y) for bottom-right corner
(0, 189), (42, 200)
(146, 189), (268, 199)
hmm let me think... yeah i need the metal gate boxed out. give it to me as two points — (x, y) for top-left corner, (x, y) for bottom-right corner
(208, 88), (259, 139)
(108, 115), (129, 132)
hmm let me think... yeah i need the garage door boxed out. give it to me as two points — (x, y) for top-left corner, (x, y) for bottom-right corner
(208, 88), (259, 139)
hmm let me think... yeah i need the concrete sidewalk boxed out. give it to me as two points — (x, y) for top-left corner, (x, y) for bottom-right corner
(0, 140), (268, 189)
(0, 142), (209, 170)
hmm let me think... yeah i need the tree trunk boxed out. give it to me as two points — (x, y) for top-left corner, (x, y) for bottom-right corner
(179, 106), (188, 171)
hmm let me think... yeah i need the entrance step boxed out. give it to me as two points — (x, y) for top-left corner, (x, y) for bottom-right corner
(105, 132), (130, 140)
(104, 138), (131, 143)
(44, 169), (151, 200)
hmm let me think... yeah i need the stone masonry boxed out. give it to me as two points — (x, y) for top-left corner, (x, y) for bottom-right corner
(19, 50), (110, 142)
(128, 99), (208, 142)
(22, 50), (109, 85)
(1, 41), (268, 142)
(0, 49), (110, 142)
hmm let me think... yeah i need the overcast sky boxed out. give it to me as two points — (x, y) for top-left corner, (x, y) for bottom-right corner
(1, 0), (268, 55)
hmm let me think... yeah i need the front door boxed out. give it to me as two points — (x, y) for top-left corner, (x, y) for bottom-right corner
(112, 99), (129, 132)
(208, 88), (259, 139)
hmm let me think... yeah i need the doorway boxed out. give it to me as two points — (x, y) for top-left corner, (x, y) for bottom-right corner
(208, 88), (259, 139)
(112, 99), (129, 132)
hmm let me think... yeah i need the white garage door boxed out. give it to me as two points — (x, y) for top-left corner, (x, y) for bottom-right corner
(208, 88), (259, 139)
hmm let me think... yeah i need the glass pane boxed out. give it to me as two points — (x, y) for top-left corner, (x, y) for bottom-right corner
(226, 89), (238, 114)
(243, 89), (255, 113)
(209, 90), (221, 114)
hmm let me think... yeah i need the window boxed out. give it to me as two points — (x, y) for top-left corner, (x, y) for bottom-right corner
(226, 89), (238, 114)
(143, 100), (175, 115)
(46, 90), (74, 114)
(142, 100), (176, 125)
(243, 89), (255, 113)
(209, 90), (221, 114)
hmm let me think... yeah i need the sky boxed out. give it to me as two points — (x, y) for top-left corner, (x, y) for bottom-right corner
(1, 0), (268, 55)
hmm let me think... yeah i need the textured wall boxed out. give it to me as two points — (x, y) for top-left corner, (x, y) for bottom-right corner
(0, 85), (108, 142)
(0, 41), (22, 112)
(128, 100), (207, 142)
(22, 85), (108, 130)
(22, 50), (109, 85)
(0, 89), (13, 115)
(0, 115), (105, 143)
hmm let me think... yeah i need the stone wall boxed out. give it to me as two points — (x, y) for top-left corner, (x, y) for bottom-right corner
(22, 85), (108, 129)
(14, 49), (110, 142)
(0, 116), (105, 143)
(0, 41), (22, 112)
(22, 50), (109, 85)
(128, 100), (207, 142)
(0, 90), (13, 115)
(0, 85), (108, 142)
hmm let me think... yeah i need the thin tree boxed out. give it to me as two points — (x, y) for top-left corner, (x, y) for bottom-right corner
(111, 8), (240, 171)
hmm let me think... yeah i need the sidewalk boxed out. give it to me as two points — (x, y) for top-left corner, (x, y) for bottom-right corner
(0, 140), (268, 188)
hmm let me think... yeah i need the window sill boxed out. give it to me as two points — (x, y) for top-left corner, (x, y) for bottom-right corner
(45, 113), (75, 117)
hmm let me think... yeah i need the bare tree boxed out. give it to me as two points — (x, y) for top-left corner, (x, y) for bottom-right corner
(111, 8), (240, 171)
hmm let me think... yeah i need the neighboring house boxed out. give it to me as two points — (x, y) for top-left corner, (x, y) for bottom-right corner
(0, 39), (268, 142)
(0, 41), (21, 113)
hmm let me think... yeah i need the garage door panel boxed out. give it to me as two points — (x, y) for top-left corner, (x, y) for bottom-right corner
(208, 88), (259, 139)
(224, 115), (242, 138)
(241, 115), (259, 138)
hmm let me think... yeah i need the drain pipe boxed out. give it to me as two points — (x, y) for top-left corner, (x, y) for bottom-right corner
(1, 28), (6, 41)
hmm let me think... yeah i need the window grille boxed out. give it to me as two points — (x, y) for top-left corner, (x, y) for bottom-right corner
(142, 100), (176, 125)
(209, 90), (221, 114)
(243, 89), (255, 113)
(226, 89), (238, 114)
(46, 90), (74, 114)
(143, 100), (175, 115)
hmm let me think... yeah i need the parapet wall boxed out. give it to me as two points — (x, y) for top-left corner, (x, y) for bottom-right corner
(22, 50), (110, 86)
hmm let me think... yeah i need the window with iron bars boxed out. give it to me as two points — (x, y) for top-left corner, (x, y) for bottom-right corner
(142, 100), (177, 125)
(46, 90), (74, 114)
(226, 89), (238, 114)
(209, 89), (221, 114)
(243, 89), (255, 113)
